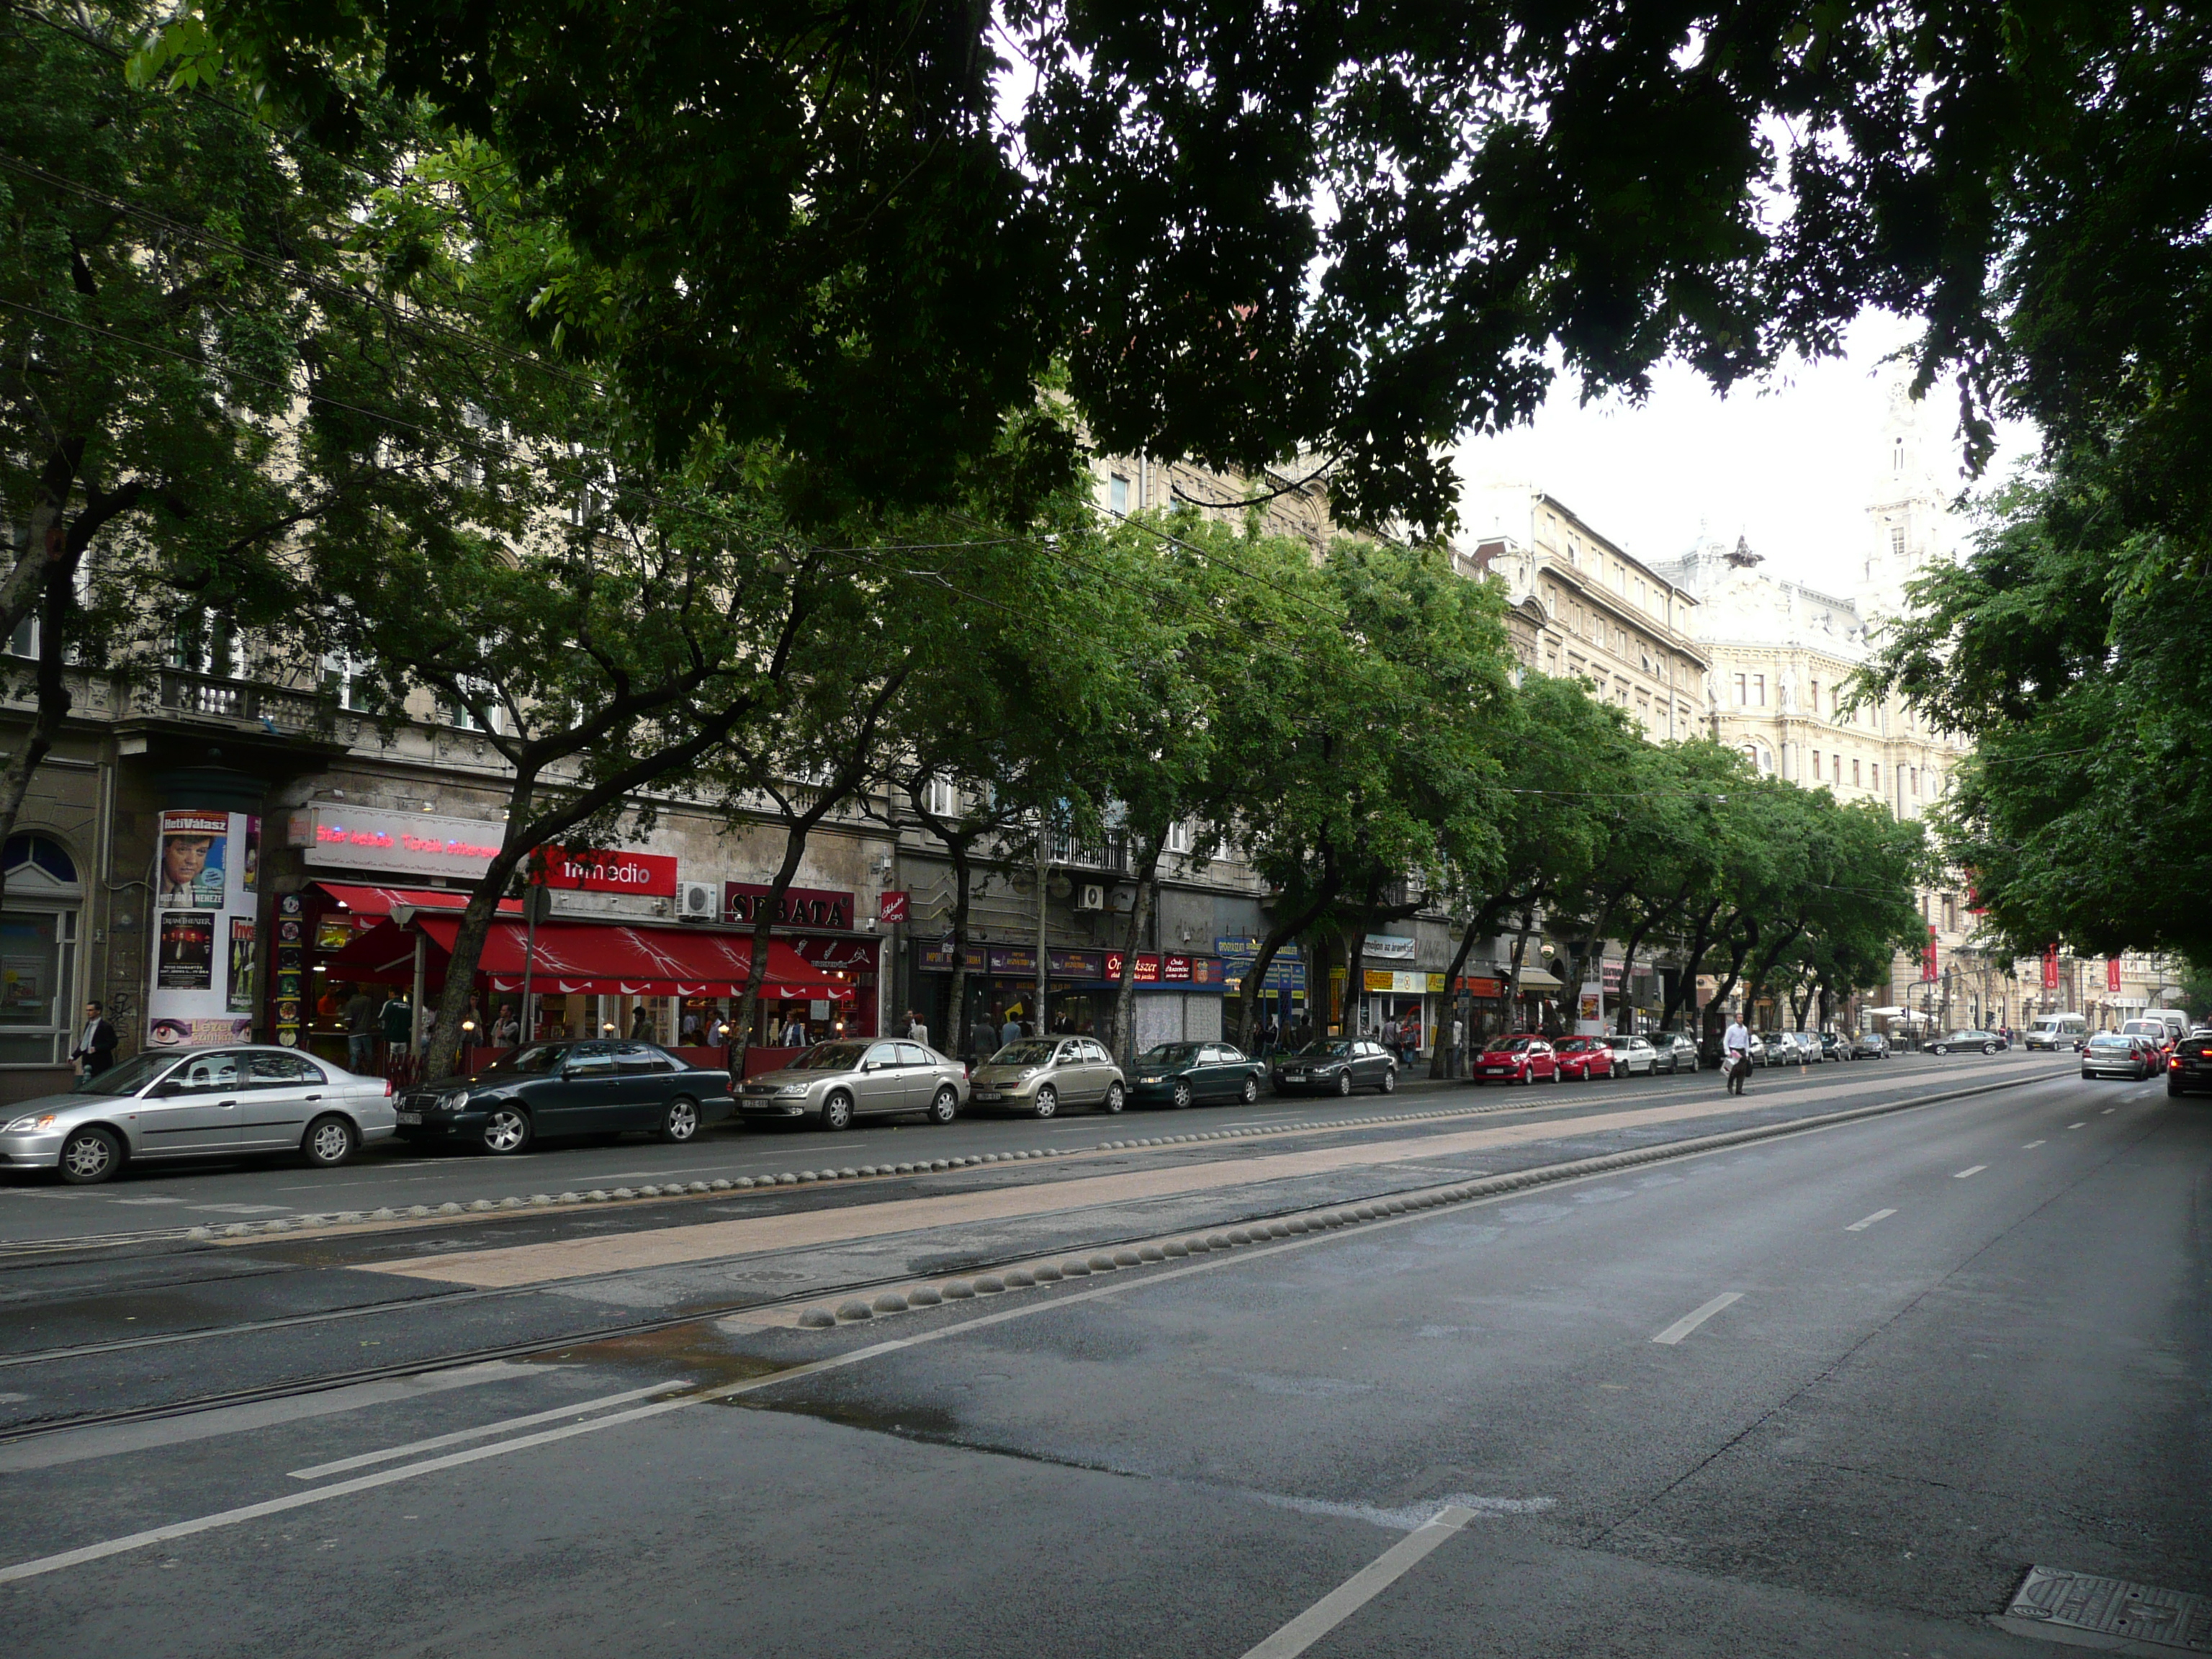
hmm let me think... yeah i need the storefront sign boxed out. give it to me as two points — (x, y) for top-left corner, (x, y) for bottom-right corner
(1105, 950), (1159, 984)
(1162, 954), (1192, 982)
(1048, 948), (1104, 979)
(1363, 969), (1431, 994)
(878, 891), (909, 924)
(1457, 976), (1505, 998)
(1363, 934), (1418, 961)
(724, 883), (853, 930)
(791, 935), (880, 989)
(538, 846), (679, 897)
(920, 941), (986, 971)
(292, 804), (503, 881)
(1601, 959), (1623, 991)
(986, 945), (1038, 976)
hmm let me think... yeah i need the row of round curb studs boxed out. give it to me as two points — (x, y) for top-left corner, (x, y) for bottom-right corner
(793, 1120), (1834, 1328)
(176, 1105), (1491, 1242)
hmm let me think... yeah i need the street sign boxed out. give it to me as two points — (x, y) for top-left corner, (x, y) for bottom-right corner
(878, 891), (909, 924)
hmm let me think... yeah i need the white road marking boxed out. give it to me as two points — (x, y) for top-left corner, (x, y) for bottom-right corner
(1953, 1166), (1987, 1179)
(186, 1204), (291, 1216)
(111, 1197), (186, 1207)
(2101, 1107), (2115, 1114)
(1651, 1292), (1744, 1345)
(2068, 1122), (2086, 1129)
(288, 1380), (691, 1480)
(1236, 1506), (1478, 1659)
(2022, 1141), (2046, 1148)
(1844, 1208), (1896, 1232)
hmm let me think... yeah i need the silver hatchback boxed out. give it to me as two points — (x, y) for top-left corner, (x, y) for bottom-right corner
(968, 1037), (1126, 1118)
(737, 1038), (967, 1130)
(0, 1046), (396, 1184)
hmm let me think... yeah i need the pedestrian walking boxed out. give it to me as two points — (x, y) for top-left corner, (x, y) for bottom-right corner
(904, 1009), (929, 1046)
(1000, 1012), (1022, 1048)
(1450, 1014), (1465, 1079)
(494, 1003), (521, 1048)
(70, 1001), (117, 1079)
(629, 1004), (652, 1041)
(342, 984), (377, 1073)
(1723, 1015), (1753, 1096)
(380, 990), (414, 1056)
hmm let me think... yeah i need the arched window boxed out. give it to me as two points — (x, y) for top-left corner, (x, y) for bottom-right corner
(0, 833), (84, 1069)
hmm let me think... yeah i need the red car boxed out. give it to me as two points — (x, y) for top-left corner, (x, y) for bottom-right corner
(1470, 1034), (1559, 1085)
(1554, 1036), (1615, 1080)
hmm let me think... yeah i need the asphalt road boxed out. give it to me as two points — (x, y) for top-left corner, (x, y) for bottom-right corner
(3, 1051), (2202, 1658)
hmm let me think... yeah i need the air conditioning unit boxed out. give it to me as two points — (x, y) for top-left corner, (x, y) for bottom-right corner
(1074, 881), (1106, 912)
(678, 881), (718, 921)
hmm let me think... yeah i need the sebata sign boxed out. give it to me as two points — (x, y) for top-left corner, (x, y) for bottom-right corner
(536, 846), (679, 897)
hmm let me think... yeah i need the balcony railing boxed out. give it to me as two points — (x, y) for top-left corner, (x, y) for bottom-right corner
(1051, 830), (1130, 874)
(147, 670), (333, 733)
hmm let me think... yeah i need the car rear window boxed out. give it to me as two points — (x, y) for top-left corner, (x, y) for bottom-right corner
(2178, 1037), (2212, 1057)
(2087, 1034), (2128, 1048)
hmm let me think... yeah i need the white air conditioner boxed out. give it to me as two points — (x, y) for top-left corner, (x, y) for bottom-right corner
(678, 881), (718, 921)
(1074, 881), (1106, 912)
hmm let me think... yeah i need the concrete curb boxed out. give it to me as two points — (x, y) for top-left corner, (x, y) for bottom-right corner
(786, 1069), (2056, 1331)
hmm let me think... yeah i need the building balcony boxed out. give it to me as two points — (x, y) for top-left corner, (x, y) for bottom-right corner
(140, 669), (335, 734)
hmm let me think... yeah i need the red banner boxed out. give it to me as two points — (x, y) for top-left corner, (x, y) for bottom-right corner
(2042, 945), (2060, 991)
(536, 846), (679, 897)
(878, 891), (909, 924)
(2108, 958), (2122, 993)
(1921, 927), (1938, 983)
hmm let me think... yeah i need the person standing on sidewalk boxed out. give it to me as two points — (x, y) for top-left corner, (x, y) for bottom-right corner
(342, 985), (377, 1074)
(1722, 1015), (1753, 1096)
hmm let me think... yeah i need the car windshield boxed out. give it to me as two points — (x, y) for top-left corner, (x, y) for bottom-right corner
(990, 1040), (1059, 1066)
(478, 1044), (570, 1075)
(1295, 1040), (1354, 1057)
(2088, 1034), (2129, 1048)
(1489, 1038), (1533, 1053)
(71, 1051), (176, 1096)
(790, 1042), (871, 1071)
(1141, 1045), (1202, 1066)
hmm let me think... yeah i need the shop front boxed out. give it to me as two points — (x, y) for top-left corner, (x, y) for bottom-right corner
(1216, 937), (1307, 1050)
(919, 944), (1227, 1061)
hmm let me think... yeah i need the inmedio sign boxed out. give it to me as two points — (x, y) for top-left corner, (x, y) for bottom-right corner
(289, 805), (504, 882)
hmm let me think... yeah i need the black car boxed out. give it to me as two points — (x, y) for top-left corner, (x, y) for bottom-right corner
(1928, 1028), (2007, 1056)
(1271, 1038), (1398, 1097)
(1818, 1032), (1848, 1061)
(2167, 1033), (2212, 1097)
(1652, 1033), (1701, 1074)
(394, 1039), (736, 1154)
(1128, 1042), (1269, 1108)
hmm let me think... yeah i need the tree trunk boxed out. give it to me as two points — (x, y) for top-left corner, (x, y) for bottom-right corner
(1230, 880), (1340, 1049)
(0, 559), (75, 925)
(1504, 906), (1535, 1027)
(1032, 833), (1050, 1033)
(1339, 895), (1380, 1037)
(945, 837), (974, 1063)
(1661, 899), (1725, 1033)
(1111, 838), (1162, 1069)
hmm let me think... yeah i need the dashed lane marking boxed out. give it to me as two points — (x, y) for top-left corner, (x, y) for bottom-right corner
(1954, 1166), (1987, 1179)
(2023, 1140), (2046, 1148)
(1844, 1208), (1896, 1232)
(1235, 1505), (1479, 1659)
(1652, 1292), (1743, 1346)
(288, 1379), (692, 1480)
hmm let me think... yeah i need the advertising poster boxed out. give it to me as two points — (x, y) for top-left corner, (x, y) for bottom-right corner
(314, 917), (356, 952)
(157, 810), (229, 909)
(146, 809), (262, 1048)
(158, 912), (215, 990)
(226, 918), (257, 1013)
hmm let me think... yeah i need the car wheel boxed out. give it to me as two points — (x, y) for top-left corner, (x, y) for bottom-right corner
(927, 1087), (959, 1125)
(1170, 1080), (1192, 1110)
(1982, 1043), (1996, 1056)
(820, 1092), (855, 1132)
(2080, 1069), (2093, 1080)
(481, 1105), (532, 1155)
(1033, 1085), (1059, 1120)
(301, 1113), (359, 1169)
(658, 1097), (701, 1143)
(2170, 1081), (2184, 1096)
(1335, 1071), (1353, 1097)
(1932, 1043), (1948, 1055)
(1240, 1076), (1259, 1105)
(1101, 1082), (1125, 1114)
(58, 1125), (122, 1184)
(1380, 1067), (1397, 1095)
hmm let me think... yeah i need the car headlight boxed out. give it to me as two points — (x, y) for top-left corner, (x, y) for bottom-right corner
(1016, 1068), (1038, 1082)
(437, 1090), (472, 1111)
(4, 1112), (58, 1132)
(774, 1084), (809, 1097)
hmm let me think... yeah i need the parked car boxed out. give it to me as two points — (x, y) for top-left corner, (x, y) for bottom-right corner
(1818, 1032), (1849, 1061)
(1852, 1031), (1891, 1059)
(1604, 1035), (1660, 1076)
(2080, 1031), (2159, 1082)
(405, 1039), (738, 1148)
(1652, 1033), (1701, 1074)
(1272, 1038), (1398, 1096)
(2167, 1033), (2212, 1097)
(965, 1037), (1124, 1118)
(1469, 1034), (1559, 1086)
(1927, 1028), (2006, 1056)
(1128, 1042), (1267, 1108)
(1555, 1035), (1614, 1081)
(1755, 1033), (1797, 1068)
(0, 1046), (396, 1184)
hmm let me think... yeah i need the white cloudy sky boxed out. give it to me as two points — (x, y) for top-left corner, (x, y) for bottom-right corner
(1450, 310), (2041, 583)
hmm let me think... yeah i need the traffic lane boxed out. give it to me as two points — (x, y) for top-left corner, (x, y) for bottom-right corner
(0, 1076), (2120, 1657)
(0, 1051), (2064, 1245)
(0, 1059), (2072, 1415)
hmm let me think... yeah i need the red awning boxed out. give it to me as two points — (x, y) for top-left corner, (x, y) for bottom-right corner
(323, 914), (854, 1000)
(313, 882), (522, 918)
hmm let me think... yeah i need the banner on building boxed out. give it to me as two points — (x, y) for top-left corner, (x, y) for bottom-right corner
(1922, 927), (1939, 983)
(2108, 957), (2122, 994)
(2043, 945), (2060, 990)
(536, 846), (680, 897)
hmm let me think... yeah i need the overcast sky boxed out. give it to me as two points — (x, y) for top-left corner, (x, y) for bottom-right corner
(1450, 310), (2040, 584)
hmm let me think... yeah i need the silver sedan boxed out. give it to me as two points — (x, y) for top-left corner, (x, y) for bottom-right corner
(0, 1046), (396, 1184)
(737, 1038), (966, 1130)
(968, 1037), (1126, 1118)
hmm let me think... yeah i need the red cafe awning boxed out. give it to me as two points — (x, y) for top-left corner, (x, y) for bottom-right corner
(312, 882), (522, 919)
(324, 913), (855, 1000)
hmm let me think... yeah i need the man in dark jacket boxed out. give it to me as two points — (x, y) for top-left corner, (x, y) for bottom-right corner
(71, 1001), (117, 1077)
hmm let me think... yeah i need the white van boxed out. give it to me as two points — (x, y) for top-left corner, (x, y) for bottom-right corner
(2025, 1014), (2087, 1051)
(2144, 1008), (2187, 1043)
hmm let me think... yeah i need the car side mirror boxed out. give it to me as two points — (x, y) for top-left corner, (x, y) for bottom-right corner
(148, 1080), (181, 1098)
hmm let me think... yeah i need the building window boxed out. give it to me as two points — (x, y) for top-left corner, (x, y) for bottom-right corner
(444, 683), (501, 734)
(1871, 763), (1880, 791)
(1733, 672), (1748, 705)
(1753, 673), (1766, 707)
(1911, 767), (1920, 795)
(1164, 819), (1192, 855)
(320, 653), (377, 714)
(1108, 473), (1131, 515)
(1809, 677), (1820, 711)
(1812, 749), (1822, 779)
(922, 775), (958, 820)
(1852, 758), (1862, 786)
(0, 835), (82, 1067)
(1890, 526), (1906, 559)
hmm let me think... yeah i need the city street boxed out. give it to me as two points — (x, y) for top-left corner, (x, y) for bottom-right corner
(4, 1048), (2203, 1656)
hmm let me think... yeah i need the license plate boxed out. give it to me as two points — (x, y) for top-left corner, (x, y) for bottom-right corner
(973, 1090), (1000, 1102)
(395, 1110), (422, 1125)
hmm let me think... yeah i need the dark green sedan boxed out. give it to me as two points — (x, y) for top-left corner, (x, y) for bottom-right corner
(393, 1039), (735, 1154)
(1127, 1041), (1268, 1109)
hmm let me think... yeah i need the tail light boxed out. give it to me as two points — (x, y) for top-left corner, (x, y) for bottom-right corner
(2171, 1056), (2182, 1070)
(385, 1075), (395, 1097)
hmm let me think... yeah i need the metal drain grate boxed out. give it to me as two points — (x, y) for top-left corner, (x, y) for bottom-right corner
(2005, 1565), (2212, 1652)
